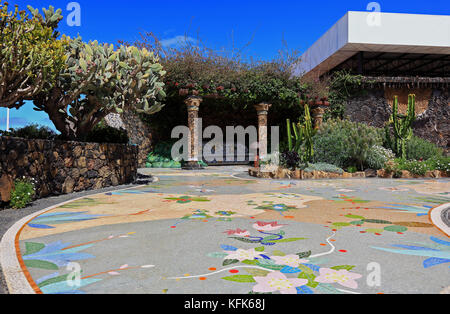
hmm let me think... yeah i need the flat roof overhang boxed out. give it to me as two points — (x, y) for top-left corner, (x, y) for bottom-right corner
(294, 11), (450, 78)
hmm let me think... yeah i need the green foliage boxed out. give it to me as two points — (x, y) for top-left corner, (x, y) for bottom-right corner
(325, 71), (364, 121)
(0, 1), (66, 108)
(10, 178), (35, 209)
(146, 141), (182, 168)
(280, 151), (304, 171)
(0, 124), (56, 140)
(405, 136), (443, 161)
(366, 145), (395, 170)
(304, 163), (344, 174)
(33, 35), (166, 140)
(130, 33), (329, 140)
(388, 94), (416, 159)
(286, 104), (315, 162)
(385, 156), (450, 176)
(313, 119), (383, 170)
(85, 122), (129, 144)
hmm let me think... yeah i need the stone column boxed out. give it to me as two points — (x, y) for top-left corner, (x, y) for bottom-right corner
(254, 103), (272, 160)
(184, 96), (203, 170)
(311, 107), (325, 130)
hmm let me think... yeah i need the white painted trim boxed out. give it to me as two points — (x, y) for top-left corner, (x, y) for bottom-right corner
(429, 203), (450, 237)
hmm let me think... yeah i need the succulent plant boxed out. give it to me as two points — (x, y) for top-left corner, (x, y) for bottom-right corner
(0, 1), (66, 108)
(286, 104), (314, 162)
(388, 95), (416, 159)
(33, 36), (166, 140)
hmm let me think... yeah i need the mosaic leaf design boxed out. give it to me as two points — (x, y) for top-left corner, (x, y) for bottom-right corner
(28, 212), (109, 229)
(222, 275), (256, 283)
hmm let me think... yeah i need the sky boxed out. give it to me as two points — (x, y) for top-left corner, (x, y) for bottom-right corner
(2, 0), (449, 131)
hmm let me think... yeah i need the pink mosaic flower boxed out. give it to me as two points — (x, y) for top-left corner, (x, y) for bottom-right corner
(270, 255), (309, 268)
(223, 228), (250, 237)
(314, 268), (362, 289)
(253, 271), (308, 294)
(252, 221), (286, 232)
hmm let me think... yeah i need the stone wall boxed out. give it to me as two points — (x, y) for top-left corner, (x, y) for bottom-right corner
(345, 87), (450, 152)
(0, 137), (138, 202)
(104, 112), (152, 168)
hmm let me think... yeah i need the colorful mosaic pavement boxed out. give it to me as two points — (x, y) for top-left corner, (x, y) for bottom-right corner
(3, 167), (450, 294)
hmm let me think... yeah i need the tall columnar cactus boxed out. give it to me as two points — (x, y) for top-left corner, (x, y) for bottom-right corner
(391, 94), (416, 159)
(0, 1), (66, 108)
(286, 104), (314, 162)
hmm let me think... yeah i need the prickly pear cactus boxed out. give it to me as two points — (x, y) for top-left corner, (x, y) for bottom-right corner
(0, 1), (66, 108)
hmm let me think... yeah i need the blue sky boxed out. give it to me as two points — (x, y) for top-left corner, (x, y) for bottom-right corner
(2, 0), (449, 131)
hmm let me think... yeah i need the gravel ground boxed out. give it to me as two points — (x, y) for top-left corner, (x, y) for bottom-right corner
(0, 183), (138, 294)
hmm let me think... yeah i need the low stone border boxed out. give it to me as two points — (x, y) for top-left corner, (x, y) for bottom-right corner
(249, 167), (449, 180)
(377, 169), (448, 179)
(248, 167), (366, 180)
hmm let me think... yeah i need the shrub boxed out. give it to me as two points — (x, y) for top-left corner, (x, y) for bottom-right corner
(10, 178), (35, 209)
(146, 140), (183, 168)
(425, 156), (450, 174)
(405, 136), (443, 161)
(313, 119), (383, 170)
(280, 151), (304, 170)
(304, 163), (344, 174)
(366, 145), (395, 170)
(85, 122), (129, 144)
(0, 124), (57, 140)
(385, 156), (450, 177)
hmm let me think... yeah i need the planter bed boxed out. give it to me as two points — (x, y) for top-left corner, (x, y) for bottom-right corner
(249, 167), (449, 180)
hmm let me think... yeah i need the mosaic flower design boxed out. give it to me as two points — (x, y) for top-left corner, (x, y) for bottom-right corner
(164, 195), (211, 204)
(252, 221), (286, 232)
(270, 255), (310, 268)
(314, 268), (363, 289)
(252, 271), (308, 294)
(254, 202), (297, 213)
(224, 228), (250, 237)
(224, 248), (267, 262)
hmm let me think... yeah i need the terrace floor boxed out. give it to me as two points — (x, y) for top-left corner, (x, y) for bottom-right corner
(2, 166), (449, 294)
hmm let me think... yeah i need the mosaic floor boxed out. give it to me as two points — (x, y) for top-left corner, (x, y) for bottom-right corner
(9, 167), (450, 294)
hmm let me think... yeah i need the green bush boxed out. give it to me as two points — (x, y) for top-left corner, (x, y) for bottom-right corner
(0, 124), (56, 140)
(313, 119), (383, 170)
(405, 136), (443, 161)
(146, 141), (184, 168)
(10, 179), (35, 209)
(85, 122), (129, 144)
(366, 145), (395, 170)
(386, 156), (450, 177)
(304, 163), (344, 174)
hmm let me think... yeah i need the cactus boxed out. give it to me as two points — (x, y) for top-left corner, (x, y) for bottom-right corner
(0, 1), (66, 108)
(33, 36), (166, 140)
(286, 104), (314, 162)
(390, 94), (416, 159)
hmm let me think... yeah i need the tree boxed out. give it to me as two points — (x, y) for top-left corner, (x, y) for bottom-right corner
(33, 36), (166, 140)
(0, 1), (66, 108)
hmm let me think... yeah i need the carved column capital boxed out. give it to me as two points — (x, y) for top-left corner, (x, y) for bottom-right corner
(254, 103), (272, 115)
(185, 96), (203, 112)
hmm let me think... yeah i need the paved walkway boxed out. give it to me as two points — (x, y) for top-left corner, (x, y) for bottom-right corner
(1, 167), (449, 294)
